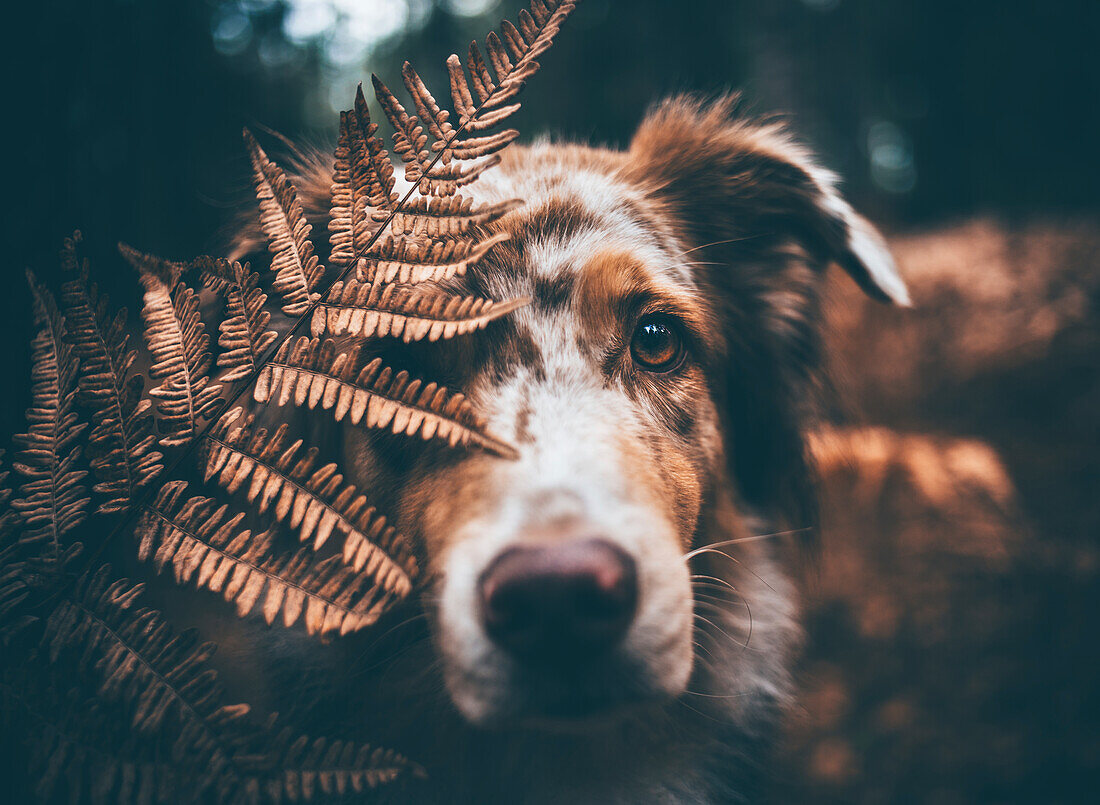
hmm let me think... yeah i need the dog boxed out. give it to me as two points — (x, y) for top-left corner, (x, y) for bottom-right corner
(226, 95), (908, 803)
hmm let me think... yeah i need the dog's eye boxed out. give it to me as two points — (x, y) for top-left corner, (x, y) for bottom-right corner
(630, 316), (685, 372)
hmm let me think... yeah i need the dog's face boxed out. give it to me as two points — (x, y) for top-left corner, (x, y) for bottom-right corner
(402, 195), (723, 726)
(351, 98), (907, 728)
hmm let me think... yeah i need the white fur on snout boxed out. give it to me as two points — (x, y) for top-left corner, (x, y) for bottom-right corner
(437, 375), (695, 725)
(433, 160), (700, 725)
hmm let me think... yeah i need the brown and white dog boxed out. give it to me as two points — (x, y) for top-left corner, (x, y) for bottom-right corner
(231, 95), (908, 803)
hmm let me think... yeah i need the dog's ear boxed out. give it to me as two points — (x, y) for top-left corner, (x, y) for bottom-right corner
(625, 95), (909, 306)
(625, 96), (909, 528)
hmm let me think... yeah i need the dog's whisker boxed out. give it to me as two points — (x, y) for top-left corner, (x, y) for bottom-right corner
(691, 577), (753, 626)
(677, 696), (740, 725)
(687, 547), (780, 595)
(675, 233), (768, 256)
(690, 572), (739, 588)
(693, 591), (745, 609)
(692, 586), (746, 607)
(684, 689), (754, 700)
(683, 527), (813, 560)
(690, 580), (743, 602)
(353, 647), (433, 682)
(669, 260), (725, 269)
(742, 594), (754, 653)
(691, 580), (741, 596)
(694, 610), (746, 636)
(694, 583), (754, 654)
(693, 601), (752, 642)
(692, 640), (719, 663)
(693, 613), (749, 651)
(691, 577), (744, 602)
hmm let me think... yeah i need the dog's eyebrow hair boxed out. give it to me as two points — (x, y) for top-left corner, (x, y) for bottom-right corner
(532, 274), (576, 312)
(478, 317), (547, 385)
(616, 192), (684, 259)
(517, 193), (671, 265)
(578, 251), (714, 345)
(515, 197), (601, 245)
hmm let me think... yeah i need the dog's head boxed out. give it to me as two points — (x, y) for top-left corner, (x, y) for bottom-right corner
(348, 97), (908, 728)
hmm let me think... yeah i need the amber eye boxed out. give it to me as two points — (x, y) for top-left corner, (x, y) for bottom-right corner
(630, 316), (685, 372)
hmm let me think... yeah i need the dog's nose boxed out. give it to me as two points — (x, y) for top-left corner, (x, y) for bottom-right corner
(478, 538), (638, 664)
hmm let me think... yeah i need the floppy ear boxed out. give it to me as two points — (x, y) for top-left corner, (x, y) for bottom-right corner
(625, 95), (910, 306)
(624, 96), (908, 526)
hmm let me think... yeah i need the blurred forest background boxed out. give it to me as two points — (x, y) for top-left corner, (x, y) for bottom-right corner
(3, 1), (1098, 802)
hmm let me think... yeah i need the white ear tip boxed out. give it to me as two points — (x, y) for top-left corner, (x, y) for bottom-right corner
(862, 245), (912, 306)
(846, 213), (912, 306)
(883, 268), (913, 307)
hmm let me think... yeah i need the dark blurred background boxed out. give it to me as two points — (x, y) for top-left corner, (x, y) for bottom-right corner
(3, 1), (1098, 802)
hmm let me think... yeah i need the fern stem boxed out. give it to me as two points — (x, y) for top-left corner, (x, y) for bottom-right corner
(67, 1), (571, 598)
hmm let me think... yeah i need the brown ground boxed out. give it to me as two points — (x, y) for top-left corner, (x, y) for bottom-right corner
(773, 218), (1100, 803)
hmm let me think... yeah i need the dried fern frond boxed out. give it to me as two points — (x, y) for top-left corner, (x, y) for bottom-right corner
(138, 482), (402, 635)
(450, 0), (576, 126)
(371, 0), (576, 196)
(0, 544), (34, 644)
(60, 233), (163, 514)
(3, 678), (186, 804)
(6, 642), (413, 805)
(255, 337), (517, 458)
(329, 83), (519, 281)
(196, 254), (240, 295)
(0, 461), (22, 637)
(197, 258), (279, 382)
(1, 432), (81, 643)
(245, 130), (326, 316)
(325, 96), (510, 285)
(114, 243), (189, 285)
(0, 450), (12, 514)
(313, 277), (527, 342)
(122, 244), (224, 447)
(372, 73), (510, 199)
(0, 456), (21, 621)
(245, 725), (419, 802)
(357, 230), (510, 285)
(203, 409), (415, 587)
(10, 273), (90, 567)
(387, 193), (522, 238)
(9, 562), (417, 803)
(329, 85), (398, 270)
(44, 566), (249, 793)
